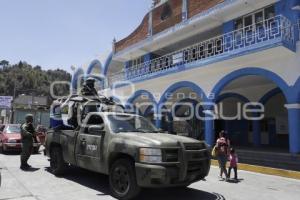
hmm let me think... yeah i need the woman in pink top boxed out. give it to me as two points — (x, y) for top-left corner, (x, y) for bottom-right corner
(216, 131), (229, 180)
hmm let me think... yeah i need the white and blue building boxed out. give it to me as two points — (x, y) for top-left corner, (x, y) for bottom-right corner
(71, 0), (300, 154)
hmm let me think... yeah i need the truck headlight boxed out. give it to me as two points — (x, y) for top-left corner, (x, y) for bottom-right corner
(7, 139), (17, 143)
(139, 148), (162, 163)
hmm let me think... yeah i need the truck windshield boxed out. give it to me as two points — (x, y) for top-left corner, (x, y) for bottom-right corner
(107, 115), (158, 133)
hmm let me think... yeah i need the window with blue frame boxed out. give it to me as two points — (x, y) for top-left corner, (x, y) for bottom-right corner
(234, 5), (275, 31)
(233, 5), (276, 47)
(127, 56), (145, 78)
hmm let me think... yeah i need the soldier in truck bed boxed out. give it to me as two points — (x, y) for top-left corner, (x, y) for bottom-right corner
(80, 77), (99, 97)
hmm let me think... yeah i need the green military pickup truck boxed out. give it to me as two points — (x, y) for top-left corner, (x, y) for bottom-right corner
(45, 112), (210, 200)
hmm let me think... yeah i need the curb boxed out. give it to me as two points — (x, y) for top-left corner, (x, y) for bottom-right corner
(211, 159), (300, 180)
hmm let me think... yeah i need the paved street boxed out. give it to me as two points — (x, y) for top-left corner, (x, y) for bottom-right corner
(1, 151), (300, 200)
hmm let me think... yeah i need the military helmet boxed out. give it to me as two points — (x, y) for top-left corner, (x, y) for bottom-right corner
(25, 114), (33, 122)
(86, 77), (95, 84)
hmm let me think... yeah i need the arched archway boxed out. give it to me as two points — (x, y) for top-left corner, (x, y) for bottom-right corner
(258, 88), (289, 149)
(216, 93), (250, 104)
(210, 67), (293, 152)
(159, 81), (208, 105)
(126, 90), (157, 120)
(103, 52), (113, 76)
(172, 98), (205, 139)
(259, 88), (281, 105)
(127, 90), (157, 105)
(211, 67), (290, 102)
(158, 81), (208, 139)
(86, 60), (103, 75)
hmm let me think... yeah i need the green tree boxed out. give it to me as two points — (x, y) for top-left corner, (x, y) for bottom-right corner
(0, 61), (71, 99)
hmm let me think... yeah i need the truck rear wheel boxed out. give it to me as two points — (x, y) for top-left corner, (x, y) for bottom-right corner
(109, 159), (140, 200)
(50, 146), (67, 176)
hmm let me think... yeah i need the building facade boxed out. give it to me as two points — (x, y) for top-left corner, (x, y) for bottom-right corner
(71, 0), (300, 154)
(12, 95), (50, 127)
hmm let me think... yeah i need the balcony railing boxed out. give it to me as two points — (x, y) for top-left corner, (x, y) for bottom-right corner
(109, 15), (295, 85)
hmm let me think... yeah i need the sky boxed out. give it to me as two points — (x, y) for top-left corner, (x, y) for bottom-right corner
(0, 0), (152, 72)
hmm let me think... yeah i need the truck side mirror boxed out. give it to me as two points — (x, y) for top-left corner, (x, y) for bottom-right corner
(88, 125), (105, 135)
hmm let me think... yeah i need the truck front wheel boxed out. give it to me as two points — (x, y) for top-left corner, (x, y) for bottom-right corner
(50, 146), (67, 176)
(109, 159), (140, 200)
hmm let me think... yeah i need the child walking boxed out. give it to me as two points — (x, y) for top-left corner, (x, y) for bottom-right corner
(228, 148), (238, 180)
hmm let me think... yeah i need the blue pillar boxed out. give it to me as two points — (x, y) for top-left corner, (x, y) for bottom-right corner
(287, 106), (300, 154)
(205, 119), (214, 146)
(204, 108), (215, 146)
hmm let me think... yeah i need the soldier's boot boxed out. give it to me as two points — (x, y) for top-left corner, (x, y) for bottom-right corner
(24, 163), (32, 168)
(20, 153), (31, 170)
(20, 162), (29, 170)
(20, 155), (26, 170)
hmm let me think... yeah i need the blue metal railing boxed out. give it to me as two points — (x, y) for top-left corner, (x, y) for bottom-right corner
(109, 15), (295, 85)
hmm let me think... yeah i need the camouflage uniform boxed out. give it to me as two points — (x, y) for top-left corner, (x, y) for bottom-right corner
(20, 115), (36, 169)
(80, 78), (98, 97)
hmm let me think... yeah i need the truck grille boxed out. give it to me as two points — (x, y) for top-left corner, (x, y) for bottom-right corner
(184, 143), (209, 173)
(187, 161), (202, 173)
(163, 149), (179, 162)
(184, 143), (205, 151)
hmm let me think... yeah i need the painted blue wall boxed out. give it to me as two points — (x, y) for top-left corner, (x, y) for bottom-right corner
(275, 0), (300, 41)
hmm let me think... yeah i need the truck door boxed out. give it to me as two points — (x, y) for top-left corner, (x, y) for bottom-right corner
(75, 114), (104, 172)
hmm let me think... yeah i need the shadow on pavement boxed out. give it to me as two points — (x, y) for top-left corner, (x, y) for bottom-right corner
(225, 178), (244, 184)
(1, 151), (41, 156)
(45, 166), (110, 194)
(21, 167), (40, 172)
(0, 152), (20, 155)
(138, 188), (225, 200)
(45, 167), (225, 200)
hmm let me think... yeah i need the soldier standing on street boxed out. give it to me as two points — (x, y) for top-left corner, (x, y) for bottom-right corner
(20, 114), (36, 170)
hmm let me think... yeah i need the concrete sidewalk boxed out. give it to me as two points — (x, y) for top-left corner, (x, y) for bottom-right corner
(1, 153), (300, 200)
